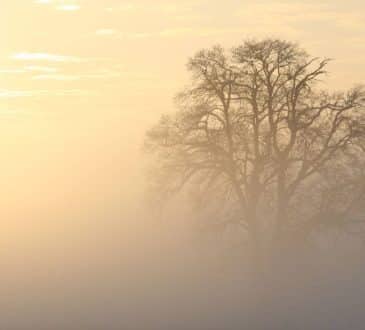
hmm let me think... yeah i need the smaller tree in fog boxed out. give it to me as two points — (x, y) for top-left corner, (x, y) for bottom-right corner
(145, 39), (365, 263)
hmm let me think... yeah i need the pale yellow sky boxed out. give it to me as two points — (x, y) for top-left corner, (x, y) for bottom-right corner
(0, 0), (364, 268)
(0, 1), (364, 325)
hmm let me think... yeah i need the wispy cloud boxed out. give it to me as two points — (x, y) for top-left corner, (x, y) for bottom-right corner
(32, 74), (81, 81)
(95, 27), (246, 40)
(105, 4), (136, 12)
(0, 89), (34, 98)
(32, 70), (121, 81)
(34, 0), (81, 11)
(0, 68), (27, 74)
(25, 66), (59, 73)
(12, 52), (81, 62)
(56, 4), (80, 11)
(105, 2), (196, 14)
(96, 29), (117, 36)
(0, 88), (90, 98)
(0, 66), (58, 75)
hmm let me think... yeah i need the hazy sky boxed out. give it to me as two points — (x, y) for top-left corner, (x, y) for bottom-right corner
(0, 1), (364, 242)
(0, 1), (364, 327)
(1, 0), (364, 215)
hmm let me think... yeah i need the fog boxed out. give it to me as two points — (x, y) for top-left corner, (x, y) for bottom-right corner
(2, 1), (365, 329)
(2, 188), (365, 329)
(1, 132), (364, 330)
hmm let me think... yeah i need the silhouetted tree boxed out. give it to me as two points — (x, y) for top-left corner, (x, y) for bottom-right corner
(146, 39), (365, 265)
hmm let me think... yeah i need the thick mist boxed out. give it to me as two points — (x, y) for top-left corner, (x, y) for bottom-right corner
(1, 180), (365, 330)
(1, 63), (365, 330)
(2, 1), (365, 329)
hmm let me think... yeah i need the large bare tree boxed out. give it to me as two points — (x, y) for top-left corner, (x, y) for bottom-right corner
(146, 39), (365, 264)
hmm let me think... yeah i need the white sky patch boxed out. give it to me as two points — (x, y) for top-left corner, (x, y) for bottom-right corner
(0, 89), (90, 98)
(56, 4), (81, 11)
(106, 4), (136, 12)
(0, 68), (27, 74)
(32, 70), (121, 81)
(25, 65), (59, 73)
(34, 0), (81, 11)
(111, 28), (245, 40)
(105, 2), (194, 14)
(34, 0), (53, 3)
(96, 29), (117, 36)
(12, 52), (81, 62)
(32, 74), (82, 81)
(0, 66), (59, 75)
(0, 89), (34, 98)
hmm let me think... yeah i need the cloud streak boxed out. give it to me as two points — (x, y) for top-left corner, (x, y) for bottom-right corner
(32, 70), (121, 81)
(12, 52), (82, 62)
(0, 88), (90, 98)
(25, 66), (59, 73)
(95, 27), (247, 40)
(96, 29), (117, 36)
(34, 0), (81, 11)
(0, 68), (27, 74)
(56, 4), (80, 11)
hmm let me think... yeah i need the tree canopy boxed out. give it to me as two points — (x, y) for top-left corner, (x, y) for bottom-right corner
(146, 39), (365, 263)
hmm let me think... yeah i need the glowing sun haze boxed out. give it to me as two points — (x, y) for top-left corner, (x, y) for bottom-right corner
(0, 0), (365, 326)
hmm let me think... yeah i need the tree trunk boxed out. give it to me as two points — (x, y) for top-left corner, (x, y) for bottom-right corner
(272, 168), (290, 260)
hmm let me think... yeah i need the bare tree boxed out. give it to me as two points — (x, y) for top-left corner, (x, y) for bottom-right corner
(145, 39), (365, 265)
